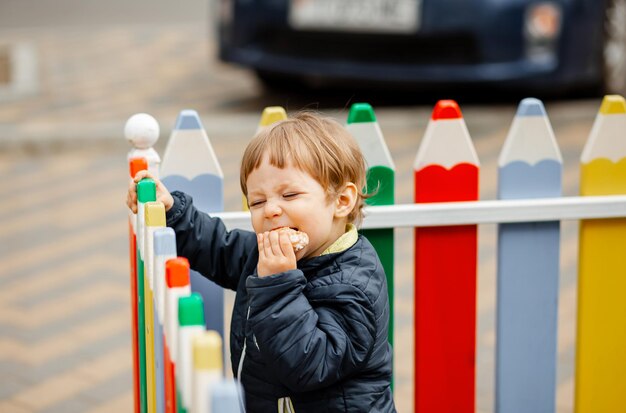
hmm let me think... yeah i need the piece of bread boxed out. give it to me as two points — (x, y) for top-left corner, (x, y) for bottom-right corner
(275, 227), (309, 251)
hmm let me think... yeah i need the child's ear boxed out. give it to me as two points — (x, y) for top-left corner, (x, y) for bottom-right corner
(334, 183), (358, 218)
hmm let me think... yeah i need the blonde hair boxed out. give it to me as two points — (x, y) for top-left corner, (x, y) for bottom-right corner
(240, 112), (369, 225)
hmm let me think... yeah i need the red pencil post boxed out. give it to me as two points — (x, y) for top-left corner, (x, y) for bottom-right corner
(129, 157), (148, 413)
(164, 257), (191, 413)
(413, 101), (479, 413)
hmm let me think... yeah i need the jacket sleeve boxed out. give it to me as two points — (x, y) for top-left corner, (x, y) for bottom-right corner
(245, 270), (377, 392)
(166, 191), (256, 291)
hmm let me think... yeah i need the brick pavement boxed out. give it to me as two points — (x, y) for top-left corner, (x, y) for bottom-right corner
(0, 19), (600, 413)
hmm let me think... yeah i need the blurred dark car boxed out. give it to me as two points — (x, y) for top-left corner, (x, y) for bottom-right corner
(215, 0), (626, 95)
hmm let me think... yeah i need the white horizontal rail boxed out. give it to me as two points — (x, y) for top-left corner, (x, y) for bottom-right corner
(213, 195), (626, 231)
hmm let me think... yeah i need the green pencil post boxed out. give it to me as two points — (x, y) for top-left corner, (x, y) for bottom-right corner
(136, 178), (156, 413)
(347, 103), (395, 347)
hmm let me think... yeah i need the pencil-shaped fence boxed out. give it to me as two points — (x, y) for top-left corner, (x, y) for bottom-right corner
(346, 103), (396, 347)
(576, 95), (626, 412)
(126, 111), (245, 413)
(413, 100), (479, 412)
(496, 98), (562, 413)
(160, 111), (225, 340)
(153, 227), (177, 413)
(125, 96), (626, 413)
(128, 157), (148, 413)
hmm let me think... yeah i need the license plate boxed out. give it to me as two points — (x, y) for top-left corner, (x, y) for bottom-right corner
(289, 0), (420, 34)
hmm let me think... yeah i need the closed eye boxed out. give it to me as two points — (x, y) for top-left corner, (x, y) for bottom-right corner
(249, 200), (265, 208)
(283, 193), (299, 199)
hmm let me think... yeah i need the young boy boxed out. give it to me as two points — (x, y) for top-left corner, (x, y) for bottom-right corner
(128, 112), (396, 412)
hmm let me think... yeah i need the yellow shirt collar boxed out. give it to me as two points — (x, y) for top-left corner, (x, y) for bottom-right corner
(321, 224), (358, 255)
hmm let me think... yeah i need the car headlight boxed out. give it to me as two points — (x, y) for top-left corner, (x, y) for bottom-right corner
(525, 2), (562, 61)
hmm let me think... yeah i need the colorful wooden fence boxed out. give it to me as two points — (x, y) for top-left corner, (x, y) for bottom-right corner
(346, 103), (396, 348)
(125, 96), (626, 413)
(496, 98), (562, 413)
(413, 100), (479, 412)
(160, 110), (225, 340)
(125, 112), (244, 413)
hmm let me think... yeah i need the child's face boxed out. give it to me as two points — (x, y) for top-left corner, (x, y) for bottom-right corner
(246, 155), (346, 259)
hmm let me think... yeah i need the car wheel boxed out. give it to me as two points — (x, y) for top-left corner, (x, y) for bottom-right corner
(602, 0), (626, 94)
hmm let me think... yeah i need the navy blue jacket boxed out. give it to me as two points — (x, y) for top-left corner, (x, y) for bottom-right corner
(167, 192), (396, 412)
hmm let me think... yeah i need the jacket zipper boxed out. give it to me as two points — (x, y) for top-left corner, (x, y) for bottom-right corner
(236, 307), (251, 410)
(278, 397), (295, 412)
(239, 307), (280, 411)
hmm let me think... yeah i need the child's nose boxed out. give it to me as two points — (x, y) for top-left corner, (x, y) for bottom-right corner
(264, 200), (282, 217)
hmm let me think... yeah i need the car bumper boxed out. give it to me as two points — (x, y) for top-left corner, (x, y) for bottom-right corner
(223, 46), (562, 86)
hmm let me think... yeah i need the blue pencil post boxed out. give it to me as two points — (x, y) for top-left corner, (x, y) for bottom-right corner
(153, 228), (177, 413)
(160, 110), (225, 338)
(211, 379), (245, 413)
(495, 98), (562, 413)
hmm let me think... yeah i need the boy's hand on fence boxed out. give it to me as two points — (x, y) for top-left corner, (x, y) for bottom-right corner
(256, 231), (297, 277)
(126, 171), (174, 214)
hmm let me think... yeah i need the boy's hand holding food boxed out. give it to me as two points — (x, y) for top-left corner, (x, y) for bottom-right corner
(257, 227), (309, 277)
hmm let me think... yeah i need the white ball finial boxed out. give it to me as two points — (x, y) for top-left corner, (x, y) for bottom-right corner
(125, 113), (160, 149)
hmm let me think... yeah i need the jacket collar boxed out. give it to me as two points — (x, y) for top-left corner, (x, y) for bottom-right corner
(297, 229), (361, 278)
(321, 224), (358, 255)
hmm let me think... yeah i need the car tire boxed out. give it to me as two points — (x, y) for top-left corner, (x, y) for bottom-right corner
(602, 0), (626, 94)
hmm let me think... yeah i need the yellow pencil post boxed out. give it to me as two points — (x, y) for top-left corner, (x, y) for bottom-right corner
(575, 95), (626, 413)
(192, 331), (223, 413)
(145, 202), (166, 413)
(258, 106), (288, 128)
